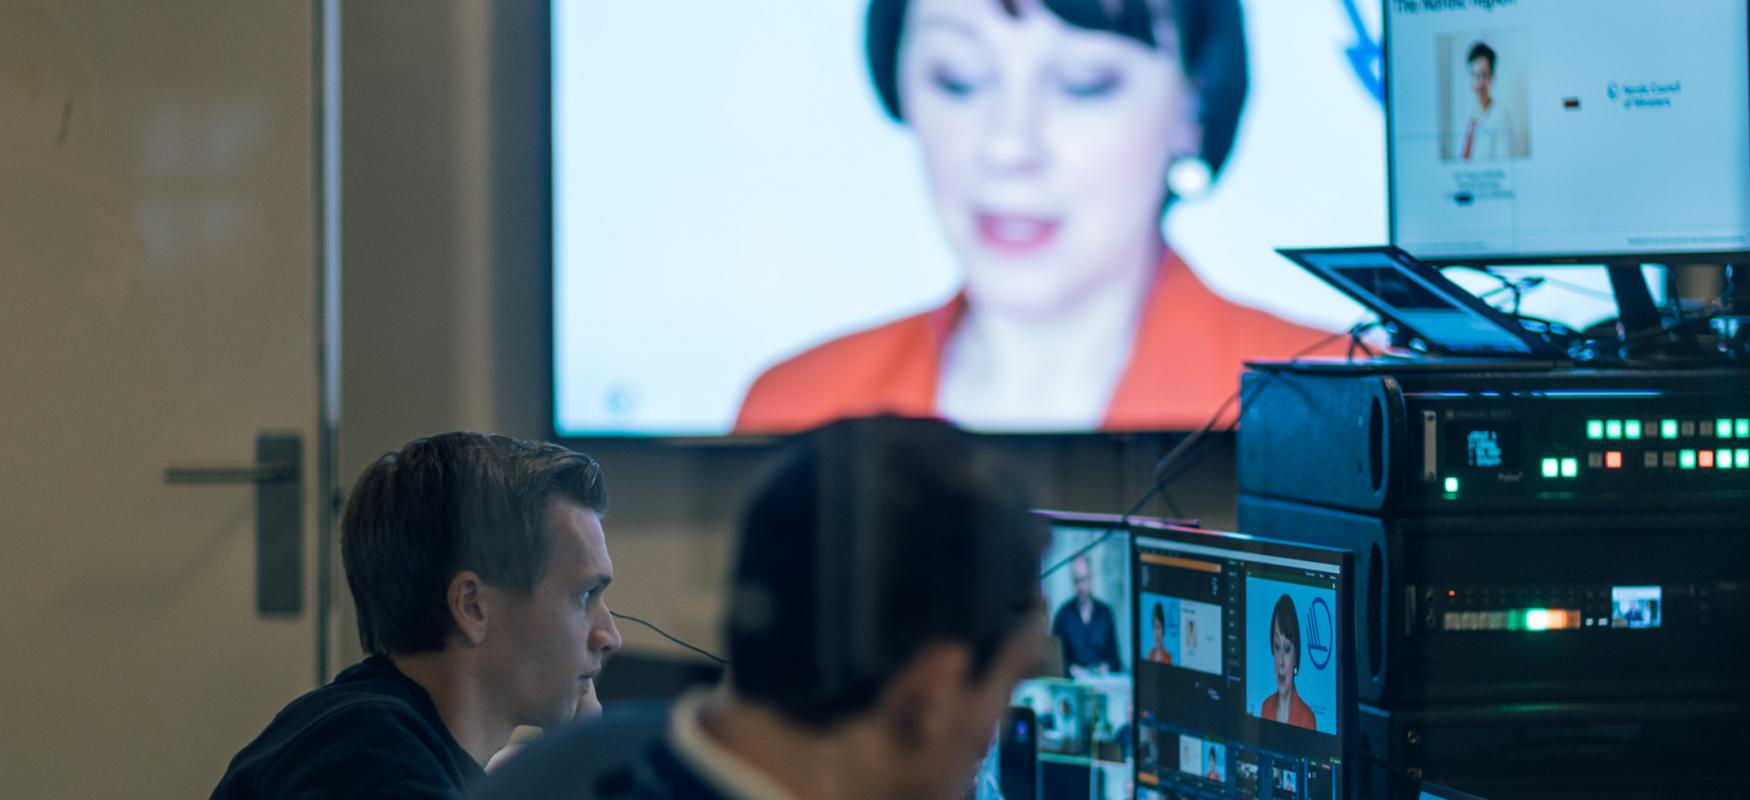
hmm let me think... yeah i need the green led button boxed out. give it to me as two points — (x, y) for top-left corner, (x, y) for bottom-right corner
(1542, 458), (1560, 478)
(1444, 477), (1460, 493)
(1737, 419), (1749, 438)
(1737, 449), (1750, 469)
(1605, 420), (1623, 439)
(1719, 450), (1735, 470)
(1625, 420), (1642, 439)
(1662, 419), (1679, 439)
(1681, 450), (1698, 469)
(1561, 458), (1579, 478)
(1587, 420), (1605, 439)
(1719, 419), (1734, 439)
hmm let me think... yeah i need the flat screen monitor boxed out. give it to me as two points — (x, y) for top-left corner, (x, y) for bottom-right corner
(552, 1), (1386, 437)
(1386, 0), (1750, 264)
(1131, 525), (1351, 800)
(973, 511), (1140, 800)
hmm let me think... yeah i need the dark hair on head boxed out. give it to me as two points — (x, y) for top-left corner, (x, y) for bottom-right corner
(727, 416), (1049, 729)
(1270, 593), (1301, 671)
(866, 0), (1250, 190)
(1467, 41), (1496, 71)
(1152, 602), (1166, 629)
(341, 432), (608, 656)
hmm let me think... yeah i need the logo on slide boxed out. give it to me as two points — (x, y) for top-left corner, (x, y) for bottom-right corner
(1339, 0), (1384, 104)
(1307, 597), (1334, 670)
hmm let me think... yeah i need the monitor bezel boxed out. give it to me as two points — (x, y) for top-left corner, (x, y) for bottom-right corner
(1418, 780), (1491, 800)
(1129, 524), (1355, 800)
(1383, 0), (1750, 267)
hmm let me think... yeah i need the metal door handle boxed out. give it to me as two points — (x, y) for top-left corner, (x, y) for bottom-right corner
(163, 460), (296, 484)
(162, 433), (303, 616)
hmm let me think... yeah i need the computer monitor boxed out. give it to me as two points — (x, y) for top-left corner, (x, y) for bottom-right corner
(1131, 525), (1352, 800)
(1386, 0), (1750, 265)
(973, 511), (1142, 800)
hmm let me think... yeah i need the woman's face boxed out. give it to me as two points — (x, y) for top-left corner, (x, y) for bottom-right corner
(1271, 621), (1295, 691)
(897, 0), (1198, 316)
(1468, 55), (1494, 108)
(1152, 615), (1165, 647)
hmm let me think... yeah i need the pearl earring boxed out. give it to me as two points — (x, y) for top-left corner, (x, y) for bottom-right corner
(1167, 156), (1213, 201)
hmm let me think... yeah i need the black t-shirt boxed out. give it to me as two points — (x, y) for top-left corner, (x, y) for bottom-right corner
(211, 656), (484, 800)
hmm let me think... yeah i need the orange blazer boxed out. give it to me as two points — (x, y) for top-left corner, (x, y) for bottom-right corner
(735, 251), (1338, 433)
(1259, 692), (1318, 730)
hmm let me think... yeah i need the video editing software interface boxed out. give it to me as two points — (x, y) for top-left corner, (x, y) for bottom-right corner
(1132, 532), (1347, 800)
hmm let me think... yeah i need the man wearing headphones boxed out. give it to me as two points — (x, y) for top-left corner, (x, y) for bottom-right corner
(474, 416), (1049, 800)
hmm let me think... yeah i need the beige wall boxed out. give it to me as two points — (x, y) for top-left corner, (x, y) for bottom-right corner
(335, 0), (1240, 670)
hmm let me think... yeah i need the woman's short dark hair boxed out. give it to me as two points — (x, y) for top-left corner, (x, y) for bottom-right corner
(727, 416), (1048, 728)
(866, 0), (1250, 185)
(1153, 602), (1167, 629)
(341, 432), (608, 656)
(1270, 593), (1301, 671)
(1467, 41), (1496, 71)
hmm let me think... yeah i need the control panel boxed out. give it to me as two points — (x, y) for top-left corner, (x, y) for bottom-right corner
(1412, 582), (1729, 634)
(1413, 393), (1750, 503)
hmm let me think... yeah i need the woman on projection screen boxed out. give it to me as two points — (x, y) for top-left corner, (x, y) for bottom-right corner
(737, 0), (1334, 433)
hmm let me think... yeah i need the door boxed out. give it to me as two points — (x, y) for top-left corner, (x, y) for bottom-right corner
(0, 1), (328, 796)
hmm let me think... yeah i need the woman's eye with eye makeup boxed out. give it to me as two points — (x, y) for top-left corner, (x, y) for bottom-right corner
(1057, 69), (1124, 99)
(930, 64), (982, 98)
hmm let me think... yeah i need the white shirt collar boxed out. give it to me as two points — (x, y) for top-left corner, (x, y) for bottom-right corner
(667, 689), (805, 800)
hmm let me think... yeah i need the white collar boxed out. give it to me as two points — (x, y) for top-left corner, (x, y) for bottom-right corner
(667, 689), (805, 800)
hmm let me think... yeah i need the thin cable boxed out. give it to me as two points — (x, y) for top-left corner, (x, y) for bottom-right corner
(620, 322), (1334, 670)
(1040, 323), (1362, 580)
(1160, 489), (1185, 521)
(1445, 264), (1537, 318)
(1535, 274), (1619, 302)
(611, 611), (729, 665)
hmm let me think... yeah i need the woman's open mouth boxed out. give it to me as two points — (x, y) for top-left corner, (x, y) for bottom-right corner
(975, 211), (1061, 255)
